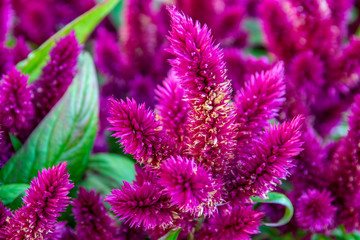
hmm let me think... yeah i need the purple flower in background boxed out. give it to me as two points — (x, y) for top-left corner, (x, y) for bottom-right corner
(0, 68), (34, 135)
(11, 37), (31, 64)
(155, 70), (188, 148)
(3, 162), (74, 240)
(106, 181), (177, 230)
(32, 32), (81, 122)
(167, 6), (236, 173)
(72, 187), (117, 240)
(115, 222), (147, 240)
(0, 126), (13, 168)
(196, 205), (264, 240)
(108, 98), (175, 167)
(0, 0), (10, 44)
(296, 189), (337, 232)
(159, 156), (222, 216)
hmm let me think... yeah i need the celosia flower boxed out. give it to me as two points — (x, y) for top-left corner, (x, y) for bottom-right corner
(0, 0), (10, 44)
(167, 6), (236, 173)
(11, 37), (30, 64)
(32, 32), (81, 122)
(159, 155), (221, 216)
(106, 181), (177, 230)
(155, 70), (188, 147)
(227, 116), (303, 200)
(94, 29), (126, 80)
(0, 126), (13, 168)
(329, 95), (360, 231)
(234, 62), (285, 158)
(115, 222), (147, 240)
(0, 201), (11, 239)
(72, 187), (117, 240)
(0, 47), (11, 76)
(196, 205), (264, 240)
(295, 189), (337, 232)
(0, 67), (34, 135)
(108, 97), (175, 167)
(3, 162), (74, 239)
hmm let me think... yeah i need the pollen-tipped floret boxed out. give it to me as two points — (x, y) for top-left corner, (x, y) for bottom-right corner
(296, 189), (337, 232)
(106, 181), (177, 230)
(3, 162), (74, 240)
(32, 32), (81, 121)
(159, 156), (222, 216)
(227, 116), (303, 201)
(0, 68), (34, 135)
(72, 187), (117, 240)
(167, 6), (236, 173)
(108, 98), (175, 167)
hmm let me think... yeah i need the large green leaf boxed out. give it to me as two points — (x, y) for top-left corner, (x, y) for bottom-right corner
(0, 183), (29, 205)
(0, 52), (99, 184)
(80, 153), (136, 195)
(17, 0), (120, 83)
(251, 192), (294, 227)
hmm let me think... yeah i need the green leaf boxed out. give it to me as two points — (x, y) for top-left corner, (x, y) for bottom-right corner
(244, 18), (263, 45)
(16, 0), (121, 83)
(80, 153), (136, 195)
(9, 134), (22, 152)
(251, 192), (294, 227)
(159, 228), (182, 240)
(0, 183), (29, 205)
(0, 52), (99, 184)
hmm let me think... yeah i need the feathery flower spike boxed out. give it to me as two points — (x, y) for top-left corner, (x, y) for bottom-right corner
(155, 70), (189, 147)
(108, 97), (175, 167)
(234, 62), (286, 157)
(167, 6), (236, 173)
(3, 162), (74, 240)
(227, 116), (303, 201)
(0, 67), (34, 135)
(159, 155), (222, 216)
(72, 187), (117, 240)
(106, 181), (177, 230)
(32, 31), (81, 122)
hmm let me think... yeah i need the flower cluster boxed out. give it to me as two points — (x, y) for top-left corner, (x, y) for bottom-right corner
(106, 7), (303, 239)
(0, 33), (80, 167)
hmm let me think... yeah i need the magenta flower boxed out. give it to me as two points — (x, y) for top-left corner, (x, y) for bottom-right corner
(32, 32), (81, 122)
(296, 189), (337, 232)
(0, 67), (34, 135)
(0, 126), (13, 168)
(155, 70), (188, 148)
(72, 187), (117, 240)
(3, 162), (74, 239)
(167, 6), (236, 173)
(227, 116), (303, 201)
(108, 97), (175, 167)
(0, 0), (11, 44)
(234, 62), (285, 158)
(106, 181), (177, 230)
(0, 201), (11, 239)
(159, 155), (222, 216)
(196, 205), (264, 240)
